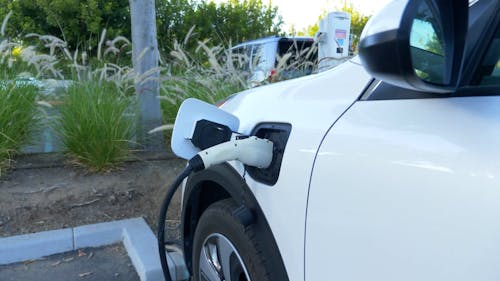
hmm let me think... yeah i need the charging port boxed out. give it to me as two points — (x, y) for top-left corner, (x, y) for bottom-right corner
(246, 123), (292, 185)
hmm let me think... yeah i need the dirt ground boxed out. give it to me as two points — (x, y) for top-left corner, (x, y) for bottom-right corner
(0, 151), (186, 238)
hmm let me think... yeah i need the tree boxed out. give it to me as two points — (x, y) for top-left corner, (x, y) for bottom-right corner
(155, 0), (194, 51)
(0, 0), (131, 52)
(1, 0), (283, 55)
(156, 0), (283, 52)
(342, 4), (369, 49)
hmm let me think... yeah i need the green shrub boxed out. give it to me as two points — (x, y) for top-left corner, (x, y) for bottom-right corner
(56, 80), (135, 172)
(0, 83), (38, 176)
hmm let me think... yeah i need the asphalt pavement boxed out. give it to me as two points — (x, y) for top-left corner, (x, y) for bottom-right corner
(0, 244), (140, 281)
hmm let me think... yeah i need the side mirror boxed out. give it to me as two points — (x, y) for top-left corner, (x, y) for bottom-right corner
(358, 0), (468, 93)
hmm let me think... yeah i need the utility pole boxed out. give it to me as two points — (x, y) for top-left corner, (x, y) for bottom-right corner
(129, 0), (164, 151)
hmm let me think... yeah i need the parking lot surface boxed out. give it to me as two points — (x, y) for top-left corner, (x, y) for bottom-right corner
(0, 244), (140, 281)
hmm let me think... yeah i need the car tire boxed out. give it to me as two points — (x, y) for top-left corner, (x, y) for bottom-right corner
(192, 199), (272, 281)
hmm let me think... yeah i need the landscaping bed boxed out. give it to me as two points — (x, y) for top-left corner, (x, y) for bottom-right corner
(0, 151), (186, 238)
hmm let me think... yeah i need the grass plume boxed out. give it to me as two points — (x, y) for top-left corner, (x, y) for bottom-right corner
(55, 79), (135, 172)
(0, 82), (38, 176)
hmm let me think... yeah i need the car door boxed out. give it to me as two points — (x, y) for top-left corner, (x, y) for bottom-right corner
(306, 2), (500, 280)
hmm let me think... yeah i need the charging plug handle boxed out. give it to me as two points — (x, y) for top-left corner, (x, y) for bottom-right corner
(197, 136), (274, 169)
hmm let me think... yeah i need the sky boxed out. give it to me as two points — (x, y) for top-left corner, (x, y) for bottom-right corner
(212, 0), (393, 31)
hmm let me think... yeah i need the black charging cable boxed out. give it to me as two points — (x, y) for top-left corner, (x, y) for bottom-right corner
(157, 155), (204, 281)
(157, 131), (273, 281)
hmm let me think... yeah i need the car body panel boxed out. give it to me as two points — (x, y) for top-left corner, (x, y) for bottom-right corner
(307, 96), (500, 280)
(179, 1), (500, 280)
(221, 60), (372, 281)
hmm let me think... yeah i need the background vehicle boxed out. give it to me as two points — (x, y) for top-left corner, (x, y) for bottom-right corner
(231, 36), (318, 85)
(161, 0), (500, 280)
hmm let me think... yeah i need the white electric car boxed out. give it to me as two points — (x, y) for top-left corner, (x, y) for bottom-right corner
(162, 0), (500, 280)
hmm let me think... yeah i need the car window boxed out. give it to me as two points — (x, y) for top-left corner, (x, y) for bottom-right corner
(361, 80), (443, 101)
(251, 42), (274, 71)
(477, 24), (500, 86)
(277, 39), (317, 64)
(250, 44), (263, 70)
(409, 0), (446, 85)
(275, 39), (317, 79)
(232, 46), (251, 71)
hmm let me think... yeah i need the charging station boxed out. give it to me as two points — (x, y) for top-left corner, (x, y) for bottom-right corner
(316, 11), (351, 71)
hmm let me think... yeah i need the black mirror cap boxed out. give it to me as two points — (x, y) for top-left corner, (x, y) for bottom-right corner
(358, 0), (468, 94)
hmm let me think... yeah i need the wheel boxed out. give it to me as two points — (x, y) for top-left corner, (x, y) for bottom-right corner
(192, 199), (272, 281)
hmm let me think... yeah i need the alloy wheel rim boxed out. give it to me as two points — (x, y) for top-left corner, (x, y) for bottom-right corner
(198, 233), (251, 281)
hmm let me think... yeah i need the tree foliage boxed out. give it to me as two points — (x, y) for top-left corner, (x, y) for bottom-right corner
(0, 0), (283, 55)
(0, 0), (130, 52)
(156, 0), (283, 52)
(343, 4), (370, 49)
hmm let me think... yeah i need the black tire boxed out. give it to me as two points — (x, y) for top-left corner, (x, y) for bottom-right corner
(192, 199), (272, 281)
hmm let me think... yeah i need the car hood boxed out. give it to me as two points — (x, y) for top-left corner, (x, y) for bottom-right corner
(222, 59), (372, 135)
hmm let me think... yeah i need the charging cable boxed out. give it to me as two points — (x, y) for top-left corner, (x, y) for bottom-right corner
(158, 136), (274, 281)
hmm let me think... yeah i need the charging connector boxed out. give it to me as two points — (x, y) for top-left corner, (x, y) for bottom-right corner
(197, 136), (274, 169)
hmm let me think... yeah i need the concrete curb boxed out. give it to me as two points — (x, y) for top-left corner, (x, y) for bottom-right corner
(0, 228), (73, 265)
(0, 218), (164, 281)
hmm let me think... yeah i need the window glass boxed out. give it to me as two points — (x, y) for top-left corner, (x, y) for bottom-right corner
(250, 44), (264, 70)
(410, 0), (446, 84)
(231, 46), (250, 71)
(277, 39), (317, 64)
(477, 25), (500, 86)
(276, 39), (317, 79)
